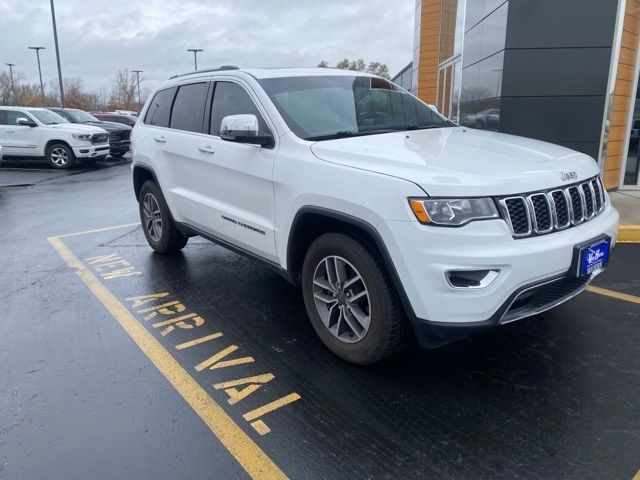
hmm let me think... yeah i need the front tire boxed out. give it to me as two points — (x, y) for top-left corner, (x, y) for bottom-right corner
(46, 143), (75, 169)
(110, 151), (126, 158)
(301, 233), (407, 365)
(138, 180), (188, 253)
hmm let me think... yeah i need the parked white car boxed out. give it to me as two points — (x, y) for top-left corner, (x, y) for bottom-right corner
(131, 67), (619, 364)
(0, 107), (110, 168)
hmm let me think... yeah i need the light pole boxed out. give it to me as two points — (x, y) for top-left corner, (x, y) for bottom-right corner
(5, 63), (15, 104)
(28, 47), (46, 106)
(49, 0), (64, 107)
(187, 48), (202, 70)
(132, 70), (143, 107)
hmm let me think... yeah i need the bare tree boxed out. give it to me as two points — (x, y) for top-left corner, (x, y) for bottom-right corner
(108, 69), (138, 110)
(319, 58), (391, 79)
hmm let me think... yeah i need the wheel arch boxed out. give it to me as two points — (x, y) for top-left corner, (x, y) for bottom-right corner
(44, 139), (73, 155)
(133, 163), (159, 200)
(286, 206), (417, 320)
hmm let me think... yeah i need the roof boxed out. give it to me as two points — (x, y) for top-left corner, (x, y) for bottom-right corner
(0, 106), (52, 112)
(168, 66), (377, 81)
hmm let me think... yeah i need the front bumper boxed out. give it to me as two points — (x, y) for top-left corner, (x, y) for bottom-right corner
(379, 203), (619, 346)
(109, 139), (130, 154)
(72, 144), (110, 158)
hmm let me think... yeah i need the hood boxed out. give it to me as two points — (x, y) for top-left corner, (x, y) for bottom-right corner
(82, 120), (131, 132)
(47, 123), (108, 135)
(310, 127), (600, 197)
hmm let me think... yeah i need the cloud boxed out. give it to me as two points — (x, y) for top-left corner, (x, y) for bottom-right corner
(0, 0), (414, 93)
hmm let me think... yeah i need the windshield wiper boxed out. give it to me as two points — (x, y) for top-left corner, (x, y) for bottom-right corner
(402, 125), (447, 131)
(308, 128), (403, 141)
(307, 131), (356, 141)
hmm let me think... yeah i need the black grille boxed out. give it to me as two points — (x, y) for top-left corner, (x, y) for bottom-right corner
(568, 186), (584, 222)
(551, 191), (570, 227)
(591, 179), (603, 211)
(502, 276), (590, 323)
(582, 183), (594, 217)
(500, 176), (605, 238)
(504, 198), (530, 235)
(530, 195), (551, 231)
(91, 133), (108, 144)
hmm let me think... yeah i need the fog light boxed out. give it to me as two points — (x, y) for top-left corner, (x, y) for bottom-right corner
(79, 149), (89, 153)
(446, 269), (500, 289)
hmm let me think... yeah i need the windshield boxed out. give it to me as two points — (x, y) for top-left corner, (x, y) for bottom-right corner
(30, 109), (69, 125)
(65, 109), (99, 123)
(259, 75), (453, 140)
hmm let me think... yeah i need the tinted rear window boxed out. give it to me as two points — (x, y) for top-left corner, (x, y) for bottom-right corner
(169, 82), (209, 133)
(144, 87), (176, 127)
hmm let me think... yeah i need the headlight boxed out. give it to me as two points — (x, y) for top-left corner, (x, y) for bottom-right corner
(409, 197), (499, 226)
(72, 133), (90, 141)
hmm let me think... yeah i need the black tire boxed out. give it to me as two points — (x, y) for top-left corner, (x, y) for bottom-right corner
(46, 143), (76, 169)
(110, 151), (126, 158)
(138, 180), (188, 253)
(301, 233), (407, 365)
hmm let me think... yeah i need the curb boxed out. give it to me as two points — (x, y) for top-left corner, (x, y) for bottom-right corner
(618, 225), (640, 243)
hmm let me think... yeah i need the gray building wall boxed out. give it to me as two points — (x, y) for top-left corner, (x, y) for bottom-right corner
(500, 0), (618, 159)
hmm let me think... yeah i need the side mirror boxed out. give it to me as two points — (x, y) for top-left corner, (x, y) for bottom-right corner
(17, 117), (37, 127)
(219, 114), (274, 148)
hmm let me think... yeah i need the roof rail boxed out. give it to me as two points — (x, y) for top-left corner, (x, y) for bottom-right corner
(169, 65), (239, 80)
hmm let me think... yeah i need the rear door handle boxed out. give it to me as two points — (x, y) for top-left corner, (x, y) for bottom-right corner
(154, 136), (166, 143)
(198, 145), (215, 154)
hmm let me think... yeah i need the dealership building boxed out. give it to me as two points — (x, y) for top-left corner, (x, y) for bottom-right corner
(393, 0), (640, 191)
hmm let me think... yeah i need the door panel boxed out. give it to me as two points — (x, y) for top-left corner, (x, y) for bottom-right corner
(0, 110), (39, 156)
(160, 80), (277, 261)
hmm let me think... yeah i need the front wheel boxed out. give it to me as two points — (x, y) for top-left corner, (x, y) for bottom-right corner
(110, 151), (126, 158)
(301, 233), (407, 365)
(138, 180), (188, 253)
(46, 143), (76, 169)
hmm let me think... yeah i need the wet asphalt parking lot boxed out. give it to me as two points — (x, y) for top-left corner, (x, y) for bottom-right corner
(1, 156), (639, 480)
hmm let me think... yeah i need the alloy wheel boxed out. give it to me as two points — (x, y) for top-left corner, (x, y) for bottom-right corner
(50, 147), (69, 167)
(142, 193), (163, 242)
(312, 255), (371, 343)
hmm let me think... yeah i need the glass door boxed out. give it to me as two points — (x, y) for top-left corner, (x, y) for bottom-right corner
(437, 57), (462, 122)
(622, 83), (640, 188)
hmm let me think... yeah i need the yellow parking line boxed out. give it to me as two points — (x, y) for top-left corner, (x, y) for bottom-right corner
(633, 470), (640, 480)
(47, 235), (287, 480)
(586, 285), (640, 305)
(54, 222), (140, 238)
(618, 225), (640, 243)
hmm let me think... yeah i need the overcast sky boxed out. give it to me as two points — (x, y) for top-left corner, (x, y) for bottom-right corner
(0, 0), (415, 94)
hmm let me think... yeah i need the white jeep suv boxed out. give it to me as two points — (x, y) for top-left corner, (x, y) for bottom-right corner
(0, 107), (110, 169)
(131, 67), (619, 364)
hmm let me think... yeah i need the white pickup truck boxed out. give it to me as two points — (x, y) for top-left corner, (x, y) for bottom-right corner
(0, 106), (110, 168)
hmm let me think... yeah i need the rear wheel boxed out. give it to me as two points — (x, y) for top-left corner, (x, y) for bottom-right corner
(138, 180), (188, 253)
(301, 233), (407, 365)
(46, 143), (75, 169)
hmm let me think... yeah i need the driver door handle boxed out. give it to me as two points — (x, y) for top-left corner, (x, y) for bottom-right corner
(154, 136), (166, 143)
(198, 145), (215, 154)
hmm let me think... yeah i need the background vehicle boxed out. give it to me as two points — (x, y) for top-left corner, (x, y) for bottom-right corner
(114, 109), (138, 117)
(0, 106), (109, 168)
(91, 112), (137, 128)
(48, 108), (131, 158)
(131, 68), (619, 365)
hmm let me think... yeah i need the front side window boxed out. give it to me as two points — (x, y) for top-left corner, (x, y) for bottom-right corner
(259, 75), (452, 140)
(170, 82), (209, 133)
(0, 110), (26, 125)
(144, 87), (177, 127)
(209, 82), (268, 136)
